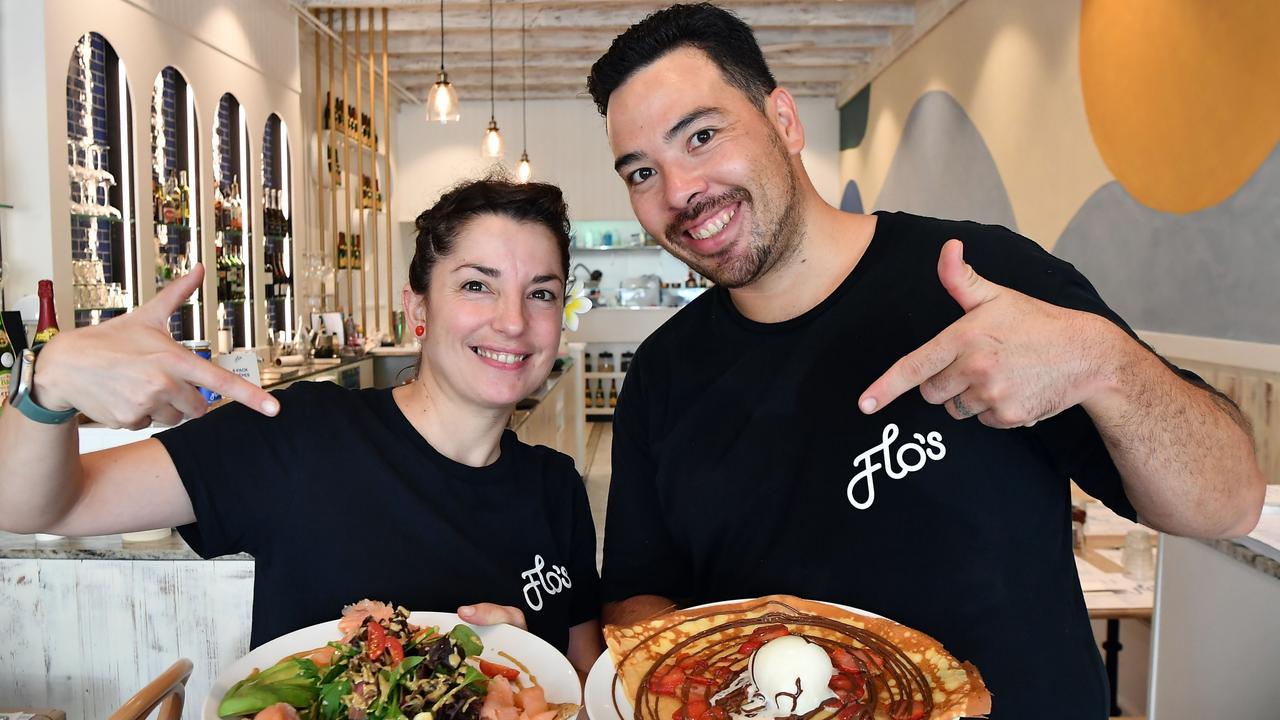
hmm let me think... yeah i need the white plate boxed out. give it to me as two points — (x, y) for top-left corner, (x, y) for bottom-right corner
(584, 599), (880, 720)
(205, 611), (582, 720)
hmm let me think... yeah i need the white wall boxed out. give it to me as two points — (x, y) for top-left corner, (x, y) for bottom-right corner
(391, 94), (840, 297)
(0, 0), (305, 336)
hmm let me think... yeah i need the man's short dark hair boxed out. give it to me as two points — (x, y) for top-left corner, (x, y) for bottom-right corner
(587, 3), (777, 117)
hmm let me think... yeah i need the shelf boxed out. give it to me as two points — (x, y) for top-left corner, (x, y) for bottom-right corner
(585, 406), (616, 415)
(75, 305), (131, 312)
(584, 371), (627, 379)
(218, 299), (248, 305)
(154, 221), (193, 231)
(570, 245), (662, 252)
(325, 136), (383, 156)
(70, 213), (123, 224)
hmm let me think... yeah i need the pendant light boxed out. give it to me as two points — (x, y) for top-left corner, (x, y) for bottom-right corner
(480, 0), (504, 158)
(516, 0), (532, 183)
(426, 0), (460, 123)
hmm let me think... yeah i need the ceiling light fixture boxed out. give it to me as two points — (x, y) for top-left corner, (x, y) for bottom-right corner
(425, 0), (460, 123)
(481, 0), (504, 158)
(516, 0), (531, 182)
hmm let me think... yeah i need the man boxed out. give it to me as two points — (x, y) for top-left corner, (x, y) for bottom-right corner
(586, 4), (1264, 718)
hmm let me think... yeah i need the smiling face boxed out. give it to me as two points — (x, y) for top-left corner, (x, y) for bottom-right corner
(405, 213), (565, 410)
(606, 47), (805, 289)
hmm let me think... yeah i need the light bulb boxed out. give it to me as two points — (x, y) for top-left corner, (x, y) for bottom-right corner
(482, 118), (504, 159)
(516, 151), (532, 183)
(426, 71), (460, 124)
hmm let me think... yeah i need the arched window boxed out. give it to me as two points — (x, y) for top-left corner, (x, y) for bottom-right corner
(213, 92), (254, 348)
(151, 66), (202, 341)
(262, 113), (294, 338)
(65, 32), (137, 328)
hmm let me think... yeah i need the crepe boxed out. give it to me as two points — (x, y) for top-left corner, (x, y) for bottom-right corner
(604, 595), (990, 720)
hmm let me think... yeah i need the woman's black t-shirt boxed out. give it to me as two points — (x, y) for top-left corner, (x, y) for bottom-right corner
(156, 381), (600, 651)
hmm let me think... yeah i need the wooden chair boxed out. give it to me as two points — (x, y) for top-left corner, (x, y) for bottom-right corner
(108, 658), (194, 720)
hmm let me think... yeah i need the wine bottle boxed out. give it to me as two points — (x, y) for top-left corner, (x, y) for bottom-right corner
(214, 185), (225, 232)
(0, 311), (15, 404)
(179, 170), (191, 225)
(33, 279), (60, 348)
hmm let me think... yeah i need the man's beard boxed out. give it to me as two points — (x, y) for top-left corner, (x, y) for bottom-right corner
(663, 144), (803, 289)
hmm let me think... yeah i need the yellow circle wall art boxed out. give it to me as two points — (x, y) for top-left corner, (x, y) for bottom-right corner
(1079, 0), (1280, 213)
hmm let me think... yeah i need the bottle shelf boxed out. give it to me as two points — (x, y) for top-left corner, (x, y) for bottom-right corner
(570, 245), (662, 252)
(584, 371), (628, 379)
(70, 212), (123, 224)
(585, 406), (617, 415)
(75, 304), (131, 312)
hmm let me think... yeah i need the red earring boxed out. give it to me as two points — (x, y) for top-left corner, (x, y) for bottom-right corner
(414, 325), (425, 337)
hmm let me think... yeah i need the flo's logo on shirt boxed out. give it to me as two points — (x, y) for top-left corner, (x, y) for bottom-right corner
(846, 423), (946, 509)
(520, 554), (572, 612)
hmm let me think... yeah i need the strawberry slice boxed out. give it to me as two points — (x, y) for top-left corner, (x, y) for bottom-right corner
(649, 667), (686, 696)
(829, 648), (862, 675)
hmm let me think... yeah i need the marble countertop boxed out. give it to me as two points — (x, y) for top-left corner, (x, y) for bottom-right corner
(0, 529), (248, 561)
(1199, 488), (1280, 580)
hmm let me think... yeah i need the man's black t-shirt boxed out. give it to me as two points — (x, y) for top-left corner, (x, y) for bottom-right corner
(156, 381), (600, 652)
(603, 211), (1153, 719)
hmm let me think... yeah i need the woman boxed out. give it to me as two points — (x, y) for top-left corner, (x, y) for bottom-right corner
(0, 178), (601, 676)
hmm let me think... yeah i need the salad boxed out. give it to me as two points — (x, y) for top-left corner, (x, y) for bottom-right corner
(218, 600), (577, 720)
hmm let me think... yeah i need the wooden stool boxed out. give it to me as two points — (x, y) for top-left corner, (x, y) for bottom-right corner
(108, 659), (194, 720)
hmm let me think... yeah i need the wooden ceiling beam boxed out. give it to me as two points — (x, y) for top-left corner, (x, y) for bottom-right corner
(383, 26), (892, 54)
(388, 47), (873, 71)
(402, 80), (840, 100)
(356, 3), (912, 31)
(395, 64), (857, 86)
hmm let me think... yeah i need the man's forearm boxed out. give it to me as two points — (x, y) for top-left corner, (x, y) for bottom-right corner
(602, 595), (680, 627)
(1082, 321), (1265, 538)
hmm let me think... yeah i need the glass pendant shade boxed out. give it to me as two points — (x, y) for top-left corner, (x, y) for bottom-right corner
(516, 151), (532, 183)
(482, 118), (504, 159)
(426, 71), (460, 124)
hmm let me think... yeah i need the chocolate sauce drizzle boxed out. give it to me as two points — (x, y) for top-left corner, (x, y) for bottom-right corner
(611, 602), (934, 720)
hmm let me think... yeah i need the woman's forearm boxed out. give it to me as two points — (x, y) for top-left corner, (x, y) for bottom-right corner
(0, 408), (84, 533)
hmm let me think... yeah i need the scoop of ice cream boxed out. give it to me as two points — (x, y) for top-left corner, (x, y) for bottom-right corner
(748, 635), (837, 717)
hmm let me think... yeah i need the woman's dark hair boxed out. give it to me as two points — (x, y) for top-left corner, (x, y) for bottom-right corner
(587, 3), (776, 117)
(409, 177), (571, 296)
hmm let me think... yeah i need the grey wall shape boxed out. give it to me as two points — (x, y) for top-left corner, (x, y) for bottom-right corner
(1054, 143), (1280, 344)
(840, 180), (864, 213)
(873, 90), (1018, 231)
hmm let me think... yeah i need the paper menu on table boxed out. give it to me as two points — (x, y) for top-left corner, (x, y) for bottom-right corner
(1074, 555), (1130, 592)
(1244, 515), (1280, 561)
(1081, 500), (1149, 537)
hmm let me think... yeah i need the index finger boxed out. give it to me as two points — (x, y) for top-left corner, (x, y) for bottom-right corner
(174, 351), (280, 416)
(859, 330), (958, 414)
